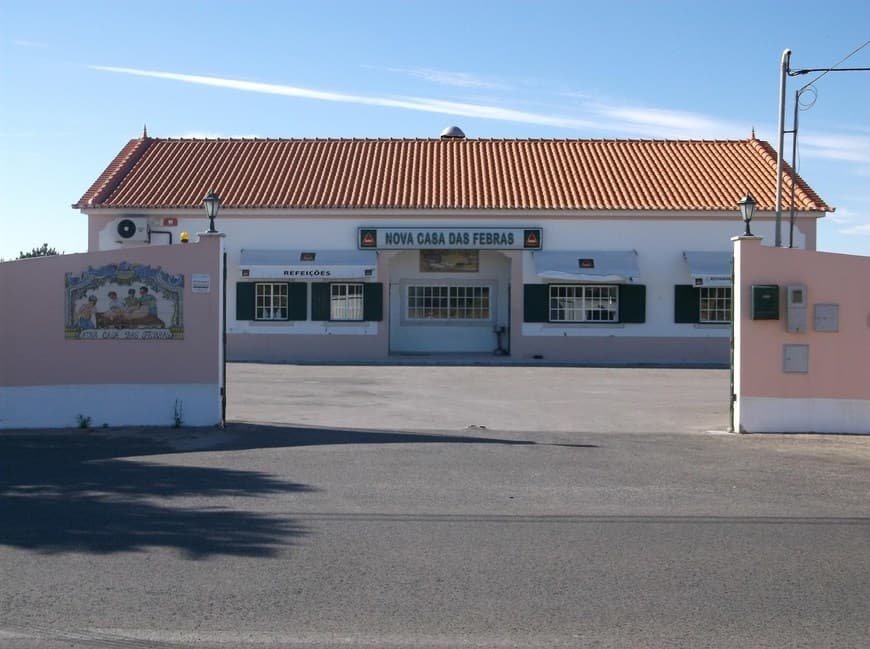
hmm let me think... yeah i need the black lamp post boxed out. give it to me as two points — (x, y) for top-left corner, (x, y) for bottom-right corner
(738, 193), (757, 237)
(202, 188), (225, 426)
(203, 190), (221, 233)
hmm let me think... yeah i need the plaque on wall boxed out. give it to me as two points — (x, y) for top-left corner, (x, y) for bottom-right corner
(420, 250), (479, 273)
(65, 263), (184, 339)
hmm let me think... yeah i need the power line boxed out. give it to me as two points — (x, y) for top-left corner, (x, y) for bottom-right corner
(774, 39), (870, 247)
(788, 39), (870, 90)
(790, 67), (870, 74)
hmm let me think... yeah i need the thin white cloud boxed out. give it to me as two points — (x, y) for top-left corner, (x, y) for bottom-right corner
(559, 90), (601, 101)
(397, 96), (603, 130)
(366, 65), (510, 90)
(827, 207), (855, 225)
(13, 40), (48, 48)
(90, 65), (605, 131)
(586, 104), (745, 139)
(838, 223), (870, 236)
(800, 133), (870, 164)
(90, 65), (749, 139)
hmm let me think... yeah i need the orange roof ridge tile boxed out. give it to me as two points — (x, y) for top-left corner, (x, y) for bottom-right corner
(75, 137), (832, 213)
(135, 135), (767, 144)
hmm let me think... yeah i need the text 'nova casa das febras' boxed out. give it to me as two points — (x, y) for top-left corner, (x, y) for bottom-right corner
(384, 231), (515, 247)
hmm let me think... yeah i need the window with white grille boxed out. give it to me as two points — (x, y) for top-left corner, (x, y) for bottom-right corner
(549, 284), (618, 322)
(699, 286), (731, 323)
(330, 283), (364, 321)
(406, 285), (491, 321)
(255, 283), (289, 320)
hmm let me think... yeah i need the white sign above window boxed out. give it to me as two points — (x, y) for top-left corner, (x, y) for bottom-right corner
(359, 227), (542, 250)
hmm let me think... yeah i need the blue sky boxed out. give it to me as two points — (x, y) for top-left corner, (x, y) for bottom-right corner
(1, 0), (868, 260)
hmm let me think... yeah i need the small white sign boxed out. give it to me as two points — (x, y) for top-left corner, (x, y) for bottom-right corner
(191, 273), (210, 293)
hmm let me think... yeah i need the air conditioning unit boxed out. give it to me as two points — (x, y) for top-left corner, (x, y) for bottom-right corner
(114, 216), (150, 243)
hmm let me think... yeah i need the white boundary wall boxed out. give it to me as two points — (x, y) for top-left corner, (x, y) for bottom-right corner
(1, 384), (219, 429)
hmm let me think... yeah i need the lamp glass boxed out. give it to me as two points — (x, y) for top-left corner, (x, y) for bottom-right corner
(203, 190), (221, 219)
(738, 194), (756, 223)
(738, 193), (756, 237)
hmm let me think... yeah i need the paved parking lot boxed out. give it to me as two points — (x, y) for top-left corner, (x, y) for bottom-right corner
(3, 363), (869, 648)
(228, 363), (732, 434)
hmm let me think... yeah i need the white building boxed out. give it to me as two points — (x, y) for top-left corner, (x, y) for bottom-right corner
(75, 128), (830, 364)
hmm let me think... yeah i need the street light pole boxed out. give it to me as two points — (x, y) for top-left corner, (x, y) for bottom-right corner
(774, 49), (790, 248)
(774, 42), (869, 249)
(201, 190), (226, 427)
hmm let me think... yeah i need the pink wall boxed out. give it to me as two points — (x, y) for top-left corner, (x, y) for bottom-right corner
(1, 237), (222, 387)
(735, 238), (870, 400)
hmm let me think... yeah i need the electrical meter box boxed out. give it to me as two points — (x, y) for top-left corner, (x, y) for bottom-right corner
(751, 284), (780, 320)
(783, 344), (809, 373)
(814, 304), (839, 332)
(786, 284), (808, 332)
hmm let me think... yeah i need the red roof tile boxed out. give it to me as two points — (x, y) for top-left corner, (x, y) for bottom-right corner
(74, 136), (831, 212)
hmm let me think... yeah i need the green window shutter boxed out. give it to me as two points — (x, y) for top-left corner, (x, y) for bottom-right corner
(311, 283), (331, 321)
(674, 285), (701, 323)
(363, 283), (383, 321)
(523, 284), (549, 323)
(619, 284), (646, 323)
(287, 283), (308, 321)
(235, 282), (255, 320)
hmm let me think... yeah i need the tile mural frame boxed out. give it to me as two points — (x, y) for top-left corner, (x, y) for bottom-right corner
(65, 262), (184, 339)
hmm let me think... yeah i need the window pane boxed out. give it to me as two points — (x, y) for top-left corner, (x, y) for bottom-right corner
(700, 287), (731, 323)
(330, 283), (364, 321)
(255, 283), (289, 320)
(549, 285), (618, 322)
(407, 285), (490, 321)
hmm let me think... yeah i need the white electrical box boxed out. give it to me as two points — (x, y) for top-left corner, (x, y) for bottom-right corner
(786, 284), (807, 333)
(783, 344), (809, 373)
(814, 304), (839, 332)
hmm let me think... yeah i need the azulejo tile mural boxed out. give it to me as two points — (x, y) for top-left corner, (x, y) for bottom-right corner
(65, 263), (184, 339)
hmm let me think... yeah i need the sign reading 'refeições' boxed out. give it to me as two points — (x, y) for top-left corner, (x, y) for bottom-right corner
(358, 227), (542, 250)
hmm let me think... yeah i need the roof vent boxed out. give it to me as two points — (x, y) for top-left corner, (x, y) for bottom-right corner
(440, 126), (466, 140)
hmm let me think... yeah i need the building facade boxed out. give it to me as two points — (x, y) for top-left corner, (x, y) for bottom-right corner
(75, 130), (830, 364)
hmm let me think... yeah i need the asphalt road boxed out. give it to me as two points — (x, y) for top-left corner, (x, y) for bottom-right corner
(1, 364), (868, 648)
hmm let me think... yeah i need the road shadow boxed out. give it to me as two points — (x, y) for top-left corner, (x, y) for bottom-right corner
(0, 426), (596, 557)
(0, 433), (311, 558)
(212, 422), (599, 452)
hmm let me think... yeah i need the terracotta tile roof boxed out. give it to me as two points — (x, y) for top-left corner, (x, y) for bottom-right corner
(74, 136), (831, 213)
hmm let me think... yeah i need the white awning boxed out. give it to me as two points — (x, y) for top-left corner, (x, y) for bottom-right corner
(682, 251), (731, 287)
(239, 249), (377, 280)
(533, 250), (639, 283)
